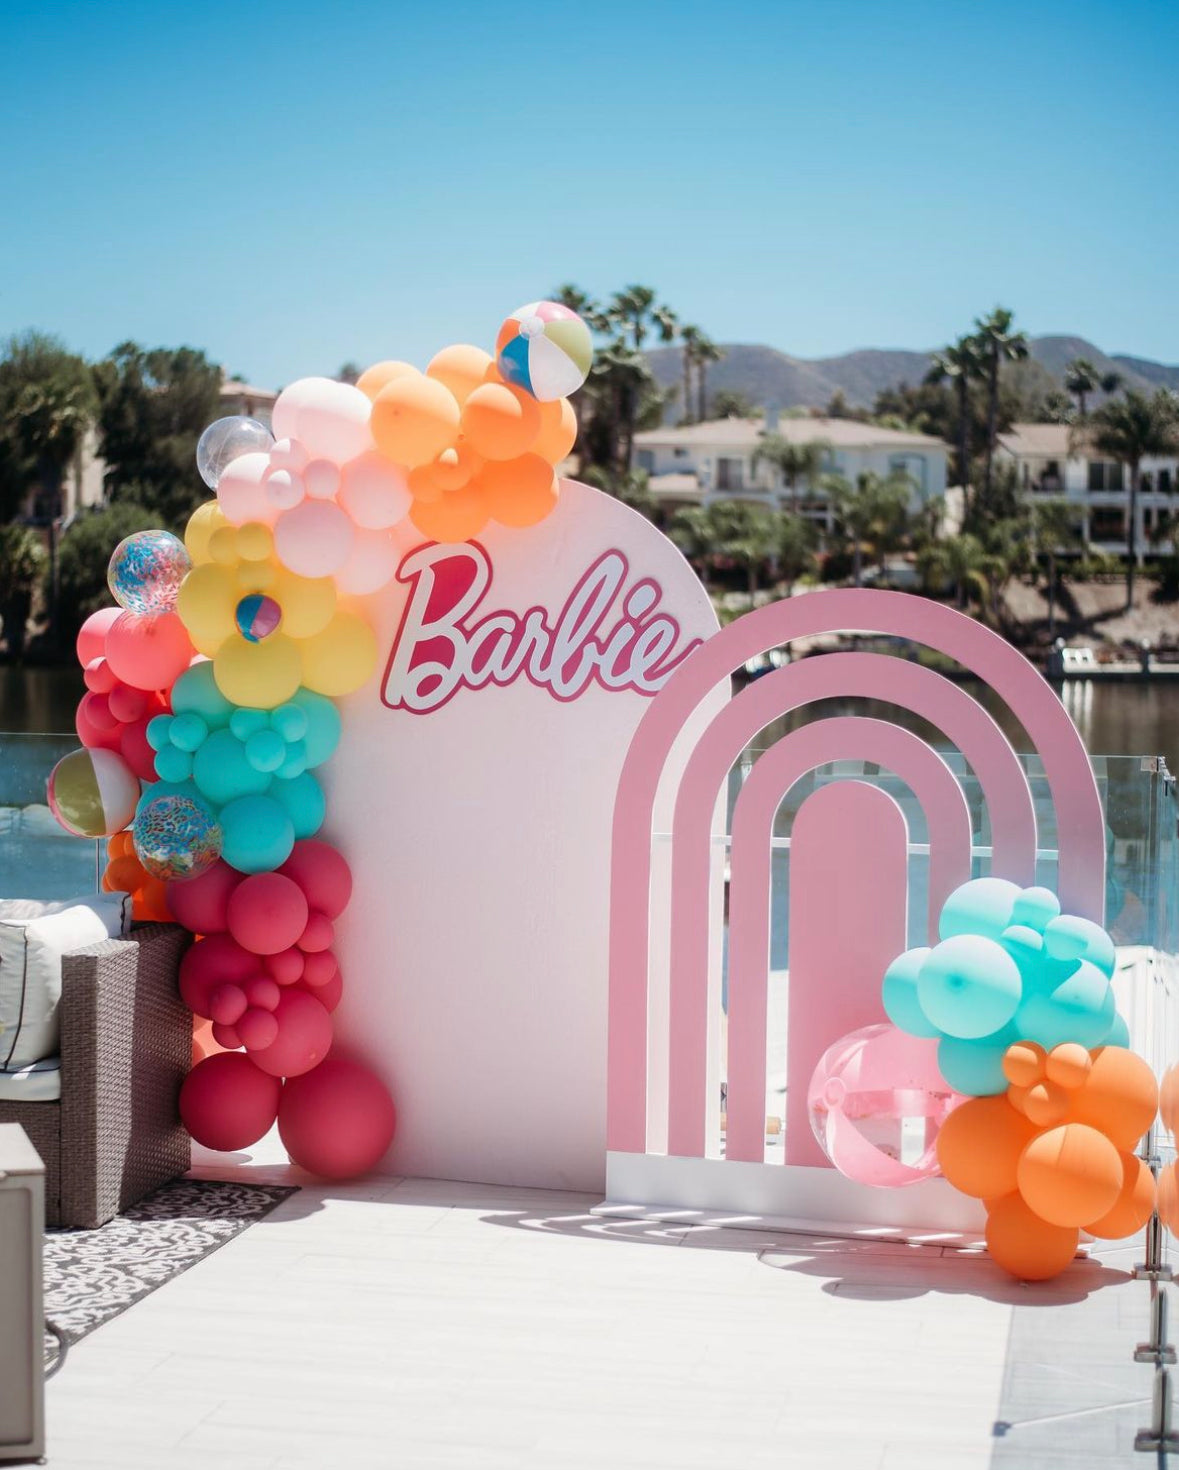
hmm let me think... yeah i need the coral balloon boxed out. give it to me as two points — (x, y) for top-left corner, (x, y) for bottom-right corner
(165, 859), (240, 934)
(279, 839), (353, 918)
(1016, 1123), (1123, 1228)
(935, 1094), (1037, 1199)
(370, 374), (460, 467)
(475, 455), (559, 529)
(356, 360), (418, 402)
(273, 499), (355, 578)
(180, 1052), (282, 1151)
(985, 1192), (1079, 1281)
(226, 872), (309, 955)
(278, 1058), (396, 1178)
(1161, 1063), (1179, 1136)
(532, 397), (578, 465)
(428, 442), (483, 493)
(459, 382), (541, 461)
(76, 607), (122, 666)
(338, 452), (412, 530)
(105, 611), (193, 692)
(1085, 1151), (1156, 1239)
(47, 747), (140, 837)
(1069, 1045), (1158, 1150)
(426, 344), (494, 405)
(248, 990), (333, 1078)
(409, 484), (489, 543)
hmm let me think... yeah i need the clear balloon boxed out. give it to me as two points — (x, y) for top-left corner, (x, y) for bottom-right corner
(108, 530), (192, 615)
(133, 793), (224, 882)
(197, 417), (274, 490)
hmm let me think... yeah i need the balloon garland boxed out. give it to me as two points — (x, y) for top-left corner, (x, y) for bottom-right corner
(46, 302), (592, 1178)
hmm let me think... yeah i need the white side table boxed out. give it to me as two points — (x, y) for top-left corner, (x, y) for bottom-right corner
(0, 1124), (45, 1464)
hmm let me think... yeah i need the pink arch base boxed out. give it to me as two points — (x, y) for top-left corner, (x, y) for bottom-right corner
(725, 717), (974, 1165)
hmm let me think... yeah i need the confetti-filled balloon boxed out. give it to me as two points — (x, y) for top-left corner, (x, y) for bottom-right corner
(133, 793), (223, 882)
(495, 301), (593, 402)
(197, 416), (275, 490)
(107, 531), (192, 615)
(48, 747), (141, 837)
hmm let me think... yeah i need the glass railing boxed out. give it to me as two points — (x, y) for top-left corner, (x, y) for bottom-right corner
(0, 733), (103, 899)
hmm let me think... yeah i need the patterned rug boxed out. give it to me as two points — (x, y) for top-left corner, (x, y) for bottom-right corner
(44, 1179), (297, 1366)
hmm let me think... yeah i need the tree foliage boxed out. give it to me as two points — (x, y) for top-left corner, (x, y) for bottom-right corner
(55, 500), (161, 638)
(0, 331), (96, 523)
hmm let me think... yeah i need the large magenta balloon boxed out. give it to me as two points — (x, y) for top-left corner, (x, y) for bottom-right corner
(278, 1057), (396, 1178)
(248, 990), (332, 1077)
(226, 872), (309, 955)
(280, 839), (352, 919)
(180, 1052), (282, 1151)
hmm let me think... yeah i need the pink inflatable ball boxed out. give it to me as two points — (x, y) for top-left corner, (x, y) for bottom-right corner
(238, 1008), (280, 1051)
(807, 1023), (961, 1188)
(217, 451), (278, 526)
(265, 947), (305, 986)
(278, 1058), (396, 1179)
(83, 655), (118, 693)
(180, 1052), (282, 1152)
(226, 872), (310, 956)
(76, 607), (122, 667)
(303, 459), (341, 501)
(280, 839), (352, 919)
(268, 437), (310, 474)
(119, 720), (160, 782)
(178, 932), (257, 1017)
(297, 910), (335, 954)
(272, 499), (354, 578)
(104, 611), (194, 692)
(271, 378), (373, 464)
(248, 989), (333, 1078)
(335, 527), (399, 596)
(338, 452), (412, 530)
(166, 859), (241, 935)
(299, 948), (338, 989)
(210, 982), (248, 1027)
(265, 467), (306, 512)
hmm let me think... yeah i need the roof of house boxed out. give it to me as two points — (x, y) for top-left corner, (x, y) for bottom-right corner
(220, 379), (278, 404)
(997, 423), (1074, 458)
(647, 472), (703, 498)
(634, 415), (944, 451)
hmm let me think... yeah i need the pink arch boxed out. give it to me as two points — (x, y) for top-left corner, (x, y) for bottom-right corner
(724, 717), (973, 1164)
(667, 655), (1033, 1157)
(609, 589), (1104, 1155)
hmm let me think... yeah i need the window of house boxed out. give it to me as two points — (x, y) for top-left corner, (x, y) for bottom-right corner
(889, 455), (927, 492)
(673, 447), (690, 459)
(716, 457), (744, 491)
(635, 450), (655, 472)
(1090, 508), (1126, 540)
(1160, 469), (1173, 495)
(1088, 460), (1125, 492)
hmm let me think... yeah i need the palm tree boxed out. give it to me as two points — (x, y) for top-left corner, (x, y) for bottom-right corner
(707, 500), (778, 602)
(605, 286), (677, 353)
(1083, 389), (1179, 608)
(752, 435), (831, 511)
(0, 522), (46, 660)
(827, 470), (913, 586)
(918, 532), (991, 611)
(974, 307), (1028, 506)
(678, 325), (701, 425)
(927, 335), (983, 506)
(1064, 358), (1099, 421)
(1100, 370), (1124, 397)
(777, 511), (819, 592)
(668, 504), (715, 589)
(1029, 499), (1081, 639)
(692, 334), (724, 422)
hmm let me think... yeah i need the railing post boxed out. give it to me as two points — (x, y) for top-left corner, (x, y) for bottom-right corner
(1136, 1368), (1179, 1453)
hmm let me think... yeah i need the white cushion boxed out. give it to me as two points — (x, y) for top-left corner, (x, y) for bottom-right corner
(0, 1056), (61, 1103)
(0, 894), (130, 1069)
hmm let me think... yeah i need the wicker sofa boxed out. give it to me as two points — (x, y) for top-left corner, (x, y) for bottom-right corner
(0, 922), (193, 1229)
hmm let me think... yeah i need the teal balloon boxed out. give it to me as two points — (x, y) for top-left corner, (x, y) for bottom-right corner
(277, 739), (308, 779)
(171, 661), (233, 728)
(1106, 1010), (1131, 1049)
(917, 934), (1022, 1039)
(937, 1031), (1014, 1096)
(154, 744), (193, 784)
(1043, 915), (1116, 979)
(135, 778), (201, 816)
(229, 707), (270, 741)
(1014, 959), (1116, 1050)
(245, 728), (286, 773)
(881, 947), (938, 1036)
(271, 702), (309, 743)
(269, 771), (325, 839)
(290, 689), (340, 768)
(1010, 886), (1060, 933)
(168, 711), (208, 753)
(938, 878), (1021, 942)
(193, 728), (271, 806)
(219, 794), (294, 874)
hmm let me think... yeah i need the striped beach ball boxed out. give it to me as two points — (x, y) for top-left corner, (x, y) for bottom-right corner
(235, 594), (283, 643)
(495, 302), (592, 402)
(47, 747), (141, 837)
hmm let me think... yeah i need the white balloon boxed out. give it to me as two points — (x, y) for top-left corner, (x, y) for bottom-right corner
(271, 379), (325, 442)
(273, 378), (373, 464)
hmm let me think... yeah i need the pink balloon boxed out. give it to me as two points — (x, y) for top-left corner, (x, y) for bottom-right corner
(83, 655), (118, 693)
(268, 437), (310, 474)
(300, 948), (338, 989)
(180, 1052), (282, 1151)
(249, 990), (333, 1078)
(238, 1008), (280, 1051)
(338, 451), (412, 530)
(104, 612), (193, 692)
(107, 683), (147, 723)
(245, 975), (281, 1011)
(285, 379), (372, 463)
(304, 965), (343, 1012)
(335, 527), (399, 595)
(265, 947), (305, 986)
(81, 691), (119, 732)
(179, 933), (257, 1017)
(271, 381), (322, 442)
(75, 698), (120, 752)
(119, 719), (160, 782)
(280, 840), (352, 919)
(278, 1058), (396, 1178)
(76, 607), (122, 667)
(273, 499), (354, 578)
(265, 468), (305, 511)
(167, 859), (241, 934)
(298, 910), (335, 953)
(303, 459), (341, 500)
(226, 872), (310, 955)
(210, 982), (248, 1026)
(217, 451), (278, 526)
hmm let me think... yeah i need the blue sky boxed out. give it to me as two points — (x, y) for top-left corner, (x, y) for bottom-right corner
(1, 0), (1175, 387)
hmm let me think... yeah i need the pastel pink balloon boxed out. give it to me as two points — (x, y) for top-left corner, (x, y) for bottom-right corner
(268, 437), (310, 474)
(338, 451), (412, 530)
(217, 451), (278, 526)
(76, 607), (122, 666)
(280, 840), (352, 918)
(226, 872), (309, 955)
(303, 459), (341, 500)
(271, 380), (324, 442)
(335, 527), (399, 595)
(273, 500), (354, 578)
(180, 1052), (282, 1151)
(278, 1058), (396, 1178)
(167, 860), (241, 934)
(290, 380), (373, 463)
(104, 612), (193, 692)
(265, 468), (305, 511)
(179, 933), (256, 1018)
(248, 990), (333, 1078)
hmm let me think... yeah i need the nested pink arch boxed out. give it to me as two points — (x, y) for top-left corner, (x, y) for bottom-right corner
(666, 653), (1037, 1158)
(608, 589), (1104, 1155)
(724, 717), (973, 1164)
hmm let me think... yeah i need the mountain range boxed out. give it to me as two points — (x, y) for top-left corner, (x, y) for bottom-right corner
(645, 336), (1179, 414)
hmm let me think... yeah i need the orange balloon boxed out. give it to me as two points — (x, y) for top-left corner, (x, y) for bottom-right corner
(532, 398), (578, 465)
(935, 1095), (1037, 1199)
(409, 484), (490, 543)
(426, 345), (494, 405)
(1016, 1122), (1123, 1227)
(985, 1192), (1080, 1280)
(1085, 1150), (1156, 1238)
(430, 441), (484, 493)
(407, 464), (443, 504)
(1159, 1064), (1179, 1135)
(107, 831), (134, 859)
(1070, 1046), (1158, 1151)
(1022, 1080), (1070, 1128)
(475, 455), (560, 529)
(371, 375), (460, 467)
(460, 382), (541, 461)
(1002, 1041), (1046, 1088)
(104, 854), (144, 893)
(357, 360), (419, 402)
(134, 877), (172, 922)
(1158, 1162), (1179, 1235)
(1045, 1042), (1092, 1091)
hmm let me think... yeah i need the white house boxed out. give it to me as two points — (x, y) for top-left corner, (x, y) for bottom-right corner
(632, 412), (949, 531)
(996, 423), (1179, 557)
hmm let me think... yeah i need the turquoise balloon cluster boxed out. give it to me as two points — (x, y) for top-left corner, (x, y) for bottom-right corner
(137, 661), (341, 874)
(882, 878), (1129, 1097)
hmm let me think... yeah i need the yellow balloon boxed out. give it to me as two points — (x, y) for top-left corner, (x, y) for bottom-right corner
(299, 612), (377, 697)
(236, 559), (278, 594)
(176, 563), (237, 649)
(209, 525), (240, 566)
(237, 522), (274, 562)
(214, 633), (303, 709)
(271, 569), (337, 639)
(185, 500), (229, 564)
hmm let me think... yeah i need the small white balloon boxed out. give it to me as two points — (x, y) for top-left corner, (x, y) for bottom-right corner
(196, 417), (274, 490)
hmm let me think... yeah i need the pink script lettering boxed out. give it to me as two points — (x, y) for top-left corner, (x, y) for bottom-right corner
(382, 542), (702, 714)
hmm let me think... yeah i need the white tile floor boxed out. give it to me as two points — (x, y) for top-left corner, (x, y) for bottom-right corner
(43, 1134), (1138, 1470)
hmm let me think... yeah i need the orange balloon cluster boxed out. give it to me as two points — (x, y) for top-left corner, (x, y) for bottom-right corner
(357, 346), (577, 543)
(938, 1042), (1158, 1279)
(102, 832), (171, 921)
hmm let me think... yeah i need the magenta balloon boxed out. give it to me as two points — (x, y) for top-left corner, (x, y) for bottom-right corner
(278, 1058), (396, 1178)
(179, 933), (256, 1017)
(238, 1008), (280, 1051)
(76, 607), (122, 667)
(264, 947), (305, 986)
(300, 948), (338, 989)
(180, 1052), (282, 1151)
(300, 962), (342, 1013)
(226, 872), (309, 955)
(167, 860), (240, 934)
(83, 656), (117, 693)
(119, 721), (160, 782)
(280, 839), (352, 919)
(297, 910), (334, 953)
(248, 990), (332, 1078)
